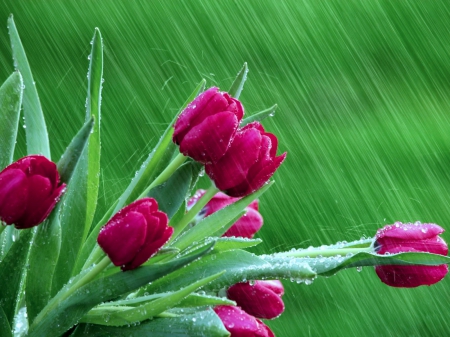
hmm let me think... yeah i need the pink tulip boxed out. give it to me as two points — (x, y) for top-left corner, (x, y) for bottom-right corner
(97, 198), (173, 271)
(375, 222), (448, 287)
(0, 155), (66, 229)
(173, 87), (243, 164)
(205, 122), (286, 197)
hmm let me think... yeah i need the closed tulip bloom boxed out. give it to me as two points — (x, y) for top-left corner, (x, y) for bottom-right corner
(374, 221), (448, 288)
(173, 87), (244, 164)
(214, 305), (275, 337)
(205, 122), (286, 197)
(97, 198), (173, 271)
(0, 155), (66, 229)
(227, 280), (285, 319)
(187, 189), (263, 238)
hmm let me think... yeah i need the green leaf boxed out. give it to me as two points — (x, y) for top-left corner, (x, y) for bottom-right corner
(0, 72), (23, 169)
(57, 117), (95, 184)
(177, 293), (235, 308)
(139, 249), (316, 296)
(28, 242), (215, 337)
(115, 79), (206, 212)
(26, 209), (61, 323)
(80, 272), (224, 326)
(228, 62), (248, 99)
(171, 182), (273, 252)
(72, 309), (229, 337)
(147, 162), (198, 219)
(85, 28), (103, 232)
(0, 306), (12, 337)
(51, 29), (103, 295)
(241, 104), (277, 126)
(7, 15), (50, 157)
(0, 225), (19, 261)
(0, 229), (33, 327)
(213, 237), (262, 252)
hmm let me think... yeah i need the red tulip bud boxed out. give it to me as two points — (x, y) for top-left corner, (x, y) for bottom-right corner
(374, 221), (448, 287)
(0, 155), (66, 229)
(97, 198), (173, 271)
(173, 87), (244, 164)
(205, 122), (286, 197)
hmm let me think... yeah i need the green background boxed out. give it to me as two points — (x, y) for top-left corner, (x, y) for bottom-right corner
(1, 1), (450, 336)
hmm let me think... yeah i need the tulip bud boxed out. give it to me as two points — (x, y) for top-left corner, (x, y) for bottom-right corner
(205, 122), (286, 197)
(214, 305), (275, 337)
(374, 221), (448, 287)
(0, 155), (66, 229)
(97, 198), (173, 271)
(227, 280), (285, 319)
(187, 189), (263, 238)
(173, 87), (244, 164)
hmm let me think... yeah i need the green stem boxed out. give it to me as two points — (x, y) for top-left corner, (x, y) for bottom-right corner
(277, 246), (374, 259)
(30, 255), (111, 330)
(169, 184), (219, 241)
(82, 244), (105, 270)
(138, 153), (187, 199)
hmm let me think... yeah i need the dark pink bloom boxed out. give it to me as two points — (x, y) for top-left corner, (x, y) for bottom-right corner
(187, 189), (263, 238)
(0, 155), (66, 229)
(97, 198), (173, 271)
(375, 221), (448, 288)
(214, 305), (275, 337)
(205, 122), (286, 197)
(227, 280), (284, 319)
(173, 87), (244, 164)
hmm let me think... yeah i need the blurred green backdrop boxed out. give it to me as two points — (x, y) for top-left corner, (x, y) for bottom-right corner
(1, 1), (450, 336)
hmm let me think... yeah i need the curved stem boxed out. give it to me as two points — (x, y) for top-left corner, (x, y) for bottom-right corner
(278, 246), (373, 258)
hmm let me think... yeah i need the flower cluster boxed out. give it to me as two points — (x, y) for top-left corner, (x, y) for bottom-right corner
(174, 87), (286, 197)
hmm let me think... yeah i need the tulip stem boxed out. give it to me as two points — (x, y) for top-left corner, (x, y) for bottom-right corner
(30, 255), (111, 331)
(138, 153), (187, 199)
(82, 244), (105, 271)
(170, 184), (220, 242)
(277, 245), (374, 259)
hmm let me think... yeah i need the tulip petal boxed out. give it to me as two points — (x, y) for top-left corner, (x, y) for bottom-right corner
(97, 211), (147, 267)
(376, 222), (444, 241)
(227, 282), (284, 319)
(0, 169), (28, 224)
(256, 280), (284, 296)
(180, 112), (239, 163)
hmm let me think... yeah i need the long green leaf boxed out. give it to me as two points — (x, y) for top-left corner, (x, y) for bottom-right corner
(28, 242), (214, 337)
(57, 117), (95, 184)
(228, 62), (248, 99)
(139, 249), (315, 296)
(0, 229), (33, 327)
(80, 272), (224, 326)
(85, 28), (103, 232)
(0, 72), (23, 169)
(240, 104), (277, 126)
(7, 15), (49, 157)
(171, 182), (273, 251)
(72, 309), (229, 337)
(26, 211), (61, 323)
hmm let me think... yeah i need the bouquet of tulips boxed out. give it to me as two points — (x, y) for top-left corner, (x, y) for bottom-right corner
(1, 17), (449, 337)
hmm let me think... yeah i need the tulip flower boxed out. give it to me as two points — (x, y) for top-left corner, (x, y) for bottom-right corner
(187, 189), (263, 238)
(0, 155), (66, 229)
(214, 305), (275, 337)
(227, 280), (285, 319)
(173, 87), (244, 164)
(374, 221), (448, 288)
(205, 122), (286, 197)
(97, 198), (173, 271)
